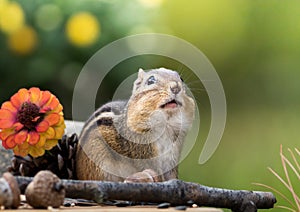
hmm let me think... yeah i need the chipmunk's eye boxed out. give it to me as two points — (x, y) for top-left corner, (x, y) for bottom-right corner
(180, 77), (184, 82)
(147, 76), (156, 85)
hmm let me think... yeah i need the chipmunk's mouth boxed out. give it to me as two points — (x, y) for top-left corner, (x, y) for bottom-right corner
(160, 99), (182, 109)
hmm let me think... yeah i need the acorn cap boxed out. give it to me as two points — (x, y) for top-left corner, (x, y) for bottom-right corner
(2, 172), (20, 209)
(25, 170), (65, 208)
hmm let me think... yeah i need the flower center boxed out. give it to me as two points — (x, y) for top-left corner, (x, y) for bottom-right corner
(17, 102), (43, 130)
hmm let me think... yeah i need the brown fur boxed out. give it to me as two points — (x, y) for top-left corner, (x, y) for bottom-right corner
(76, 68), (195, 182)
(127, 90), (170, 133)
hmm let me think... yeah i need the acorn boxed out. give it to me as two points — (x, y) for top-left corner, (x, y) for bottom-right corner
(124, 169), (160, 183)
(0, 172), (20, 209)
(25, 170), (65, 208)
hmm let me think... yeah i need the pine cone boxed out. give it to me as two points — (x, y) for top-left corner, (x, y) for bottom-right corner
(8, 134), (78, 179)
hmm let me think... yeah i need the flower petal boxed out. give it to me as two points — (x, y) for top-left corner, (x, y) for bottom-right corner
(13, 122), (24, 131)
(53, 124), (65, 139)
(0, 109), (14, 119)
(18, 88), (30, 102)
(28, 146), (45, 157)
(0, 119), (14, 129)
(41, 96), (59, 112)
(18, 141), (29, 150)
(29, 87), (41, 104)
(2, 140), (8, 149)
(0, 128), (15, 140)
(42, 127), (55, 139)
(1, 101), (17, 114)
(14, 130), (28, 144)
(10, 94), (21, 109)
(56, 116), (65, 126)
(35, 135), (46, 148)
(27, 131), (40, 145)
(5, 135), (16, 149)
(52, 104), (63, 114)
(44, 139), (58, 150)
(11, 88), (29, 108)
(0, 109), (15, 128)
(38, 90), (51, 107)
(36, 120), (49, 132)
(13, 145), (29, 157)
(44, 113), (60, 126)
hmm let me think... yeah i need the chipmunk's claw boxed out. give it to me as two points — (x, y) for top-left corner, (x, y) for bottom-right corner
(124, 169), (161, 183)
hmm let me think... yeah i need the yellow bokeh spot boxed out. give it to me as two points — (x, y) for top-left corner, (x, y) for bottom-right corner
(66, 12), (100, 47)
(0, 1), (24, 34)
(8, 25), (38, 55)
(0, 0), (8, 13)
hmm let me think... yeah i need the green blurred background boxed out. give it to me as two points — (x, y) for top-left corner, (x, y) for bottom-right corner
(0, 0), (299, 210)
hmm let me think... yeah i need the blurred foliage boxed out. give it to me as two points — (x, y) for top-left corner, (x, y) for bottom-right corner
(1, 0), (300, 210)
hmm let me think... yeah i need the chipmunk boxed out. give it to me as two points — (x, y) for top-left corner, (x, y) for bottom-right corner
(76, 68), (195, 182)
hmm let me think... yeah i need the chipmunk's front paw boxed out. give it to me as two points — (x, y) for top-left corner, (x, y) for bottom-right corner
(124, 169), (161, 183)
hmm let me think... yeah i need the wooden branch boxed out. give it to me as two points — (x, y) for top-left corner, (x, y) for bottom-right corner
(15, 176), (276, 212)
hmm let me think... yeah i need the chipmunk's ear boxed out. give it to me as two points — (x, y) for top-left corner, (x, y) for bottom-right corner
(138, 68), (145, 79)
(133, 68), (145, 91)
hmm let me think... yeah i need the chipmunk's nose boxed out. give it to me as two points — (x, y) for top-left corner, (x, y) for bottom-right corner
(170, 81), (181, 94)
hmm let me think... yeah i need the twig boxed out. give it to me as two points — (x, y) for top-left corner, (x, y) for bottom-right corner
(15, 176), (276, 212)
(253, 182), (295, 209)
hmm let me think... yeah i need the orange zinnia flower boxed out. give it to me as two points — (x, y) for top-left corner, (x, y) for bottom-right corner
(0, 87), (65, 157)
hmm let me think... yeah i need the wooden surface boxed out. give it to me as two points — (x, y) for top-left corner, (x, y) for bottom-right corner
(5, 206), (223, 212)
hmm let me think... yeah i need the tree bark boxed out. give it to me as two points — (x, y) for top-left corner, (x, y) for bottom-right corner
(15, 176), (276, 212)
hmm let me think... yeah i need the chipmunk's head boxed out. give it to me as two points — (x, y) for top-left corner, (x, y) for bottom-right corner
(127, 68), (195, 135)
